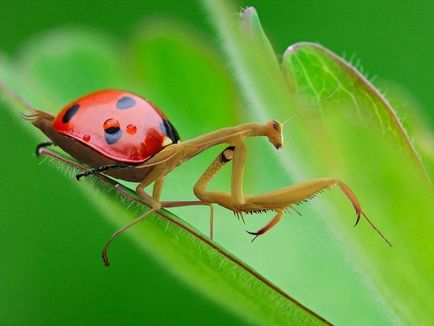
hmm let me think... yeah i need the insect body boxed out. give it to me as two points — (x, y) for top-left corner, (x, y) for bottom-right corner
(2, 85), (391, 266)
(52, 90), (180, 164)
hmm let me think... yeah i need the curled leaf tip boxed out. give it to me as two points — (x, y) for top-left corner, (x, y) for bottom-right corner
(242, 6), (257, 17)
(283, 42), (320, 59)
(241, 6), (260, 35)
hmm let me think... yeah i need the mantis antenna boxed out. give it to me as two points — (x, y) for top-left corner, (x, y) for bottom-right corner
(282, 81), (342, 126)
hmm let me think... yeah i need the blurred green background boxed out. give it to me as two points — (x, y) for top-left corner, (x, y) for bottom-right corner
(1, 0), (434, 125)
(1, 1), (433, 325)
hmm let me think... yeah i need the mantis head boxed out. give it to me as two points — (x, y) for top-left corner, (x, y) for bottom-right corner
(265, 120), (283, 150)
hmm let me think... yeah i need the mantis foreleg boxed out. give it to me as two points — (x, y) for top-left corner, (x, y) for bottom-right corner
(194, 145), (391, 246)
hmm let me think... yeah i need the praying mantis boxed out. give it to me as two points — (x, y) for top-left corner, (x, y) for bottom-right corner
(1, 82), (391, 266)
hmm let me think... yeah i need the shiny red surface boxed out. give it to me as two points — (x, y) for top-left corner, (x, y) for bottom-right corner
(52, 90), (172, 163)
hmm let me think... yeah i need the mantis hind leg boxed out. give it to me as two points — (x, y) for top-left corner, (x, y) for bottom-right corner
(161, 201), (215, 240)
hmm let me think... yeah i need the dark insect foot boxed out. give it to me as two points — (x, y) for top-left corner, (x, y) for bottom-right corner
(35, 142), (55, 156)
(102, 252), (111, 267)
(246, 230), (262, 243)
(75, 171), (91, 181)
(76, 164), (131, 181)
(353, 209), (361, 227)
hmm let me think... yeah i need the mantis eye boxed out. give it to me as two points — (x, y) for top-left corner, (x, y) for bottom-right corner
(271, 120), (280, 132)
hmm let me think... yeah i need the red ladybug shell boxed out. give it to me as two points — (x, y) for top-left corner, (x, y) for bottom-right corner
(52, 90), (180, 164)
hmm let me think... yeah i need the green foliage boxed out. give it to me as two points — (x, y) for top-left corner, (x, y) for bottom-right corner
(1, 24), (326, 326)
(283, 43), (434, 324)
(2, 2), (433, 325)
(204, 1), (434, 324)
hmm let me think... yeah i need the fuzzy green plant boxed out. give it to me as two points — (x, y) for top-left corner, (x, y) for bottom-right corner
(1, 2), (433, 325)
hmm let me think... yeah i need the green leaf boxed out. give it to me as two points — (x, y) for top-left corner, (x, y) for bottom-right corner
(379, 81), (434, 181)
(15, 28), (127, 109)
(1, 26), (328, 325)
(202, 1), (434, 324)
(282, 42), (430, 182)
(282, 42), (434, 324)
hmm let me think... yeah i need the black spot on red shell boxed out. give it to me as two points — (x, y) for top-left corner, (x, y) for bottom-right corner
(62, 104), (80, 123)
(116, 96), (136, 109)
(103, 119), (120, 134)
(162, 119), (180, 144)
(103, 119), (122, 144)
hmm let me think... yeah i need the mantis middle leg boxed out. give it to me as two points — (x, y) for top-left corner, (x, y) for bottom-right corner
(37, 144), (215, 266)
(103, 171), (215, 265)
